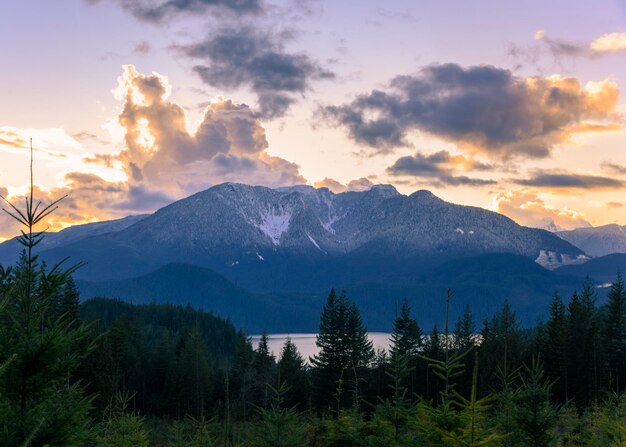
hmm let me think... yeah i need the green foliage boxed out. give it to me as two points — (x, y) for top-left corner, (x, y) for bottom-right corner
(253, 382), (305, 447)
(0, 158), (95, 446)
(277, 338), (308, 410)
(96, 392), (149, 447)
(603, 274), (626, 394)
(513, 357), (558, 447)
(310, 289), (374, 414)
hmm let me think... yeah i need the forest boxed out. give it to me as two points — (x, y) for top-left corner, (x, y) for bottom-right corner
(2, 188), (626, 446)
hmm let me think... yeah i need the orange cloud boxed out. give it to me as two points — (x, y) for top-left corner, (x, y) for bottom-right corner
(110, 65), (305, 197)
(490, 189), (591, 231)
(0, 65), (308, 240)
(590, 32), (626, 53)
(313, 177), (374, 193)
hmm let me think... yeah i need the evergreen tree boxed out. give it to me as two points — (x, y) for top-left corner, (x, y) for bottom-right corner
(453, 306), (476, 397)
(578, 277), (600, 403)
(389, 299), (423, 400)
(310, 289), (373, 414)
(543, 292), (568, 402)
(423, 323), (444, 401)
(229, 335), (256, 420)
(176, 326), (212, 417)
(514, 357), (558, 447)
(253, 333), (277, 410)
(55, 276), (81, 328)
(453, 305), (475, 352)
(0, 153), (94, 446)
(603, 274), (626, 393)
(566, 280), (600, 406)
(479, 301), (523, 394)
(277, 338), (308, 410)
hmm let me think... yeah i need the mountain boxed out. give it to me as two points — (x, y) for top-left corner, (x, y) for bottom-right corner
(555, 253), (626, 284)
(0, 183), (591, 330)
(77, 254), (589, 331)
(3, 183), (585, 284)
(77, 263), (320, 333)
(0, 214), (147, 267)
(557, 224), (626, 257)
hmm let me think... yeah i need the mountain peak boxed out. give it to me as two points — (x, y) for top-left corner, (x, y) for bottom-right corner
(408, 189), (442, 203)
(367, 184), (400, 197)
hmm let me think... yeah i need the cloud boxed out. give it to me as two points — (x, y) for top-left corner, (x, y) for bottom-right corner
(534, 30), (626, 59)
(602, 161), (626, 175)
(110, 64), (305, 195)
(177, 27), (334, 118)
(591, 32), (626, 53)
(322, 63), (620, 159)
(313, 177), (374, 193)
(490, 189), (591, 231)
(89, 0), (264, 23)
(513, 170), (625, 191)
(387, 150), (496, 186)
(133, 41), (152, 54)
(0, 65), (307, 239)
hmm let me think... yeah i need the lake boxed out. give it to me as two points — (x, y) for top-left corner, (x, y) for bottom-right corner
(250, 332), (393, 361)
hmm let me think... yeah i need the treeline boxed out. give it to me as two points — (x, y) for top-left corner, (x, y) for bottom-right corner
(3, 238), (626, 445)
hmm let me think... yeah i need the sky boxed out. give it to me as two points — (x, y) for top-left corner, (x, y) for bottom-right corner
(1, 0), (626, 240)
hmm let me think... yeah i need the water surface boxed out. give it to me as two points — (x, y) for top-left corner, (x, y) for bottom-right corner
(251, 332), (392, 361)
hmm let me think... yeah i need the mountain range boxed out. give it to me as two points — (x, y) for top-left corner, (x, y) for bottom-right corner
(0, 183), (619, 332)
(557, 224), (626, 257)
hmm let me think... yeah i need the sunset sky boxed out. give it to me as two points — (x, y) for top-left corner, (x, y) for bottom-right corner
(1, 0), (626, 239)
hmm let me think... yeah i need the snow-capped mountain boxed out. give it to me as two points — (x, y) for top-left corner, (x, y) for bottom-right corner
(557, 224), (626, 257)
(0, 183), (584, 286)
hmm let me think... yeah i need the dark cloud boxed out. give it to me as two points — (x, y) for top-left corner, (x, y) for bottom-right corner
(112, 185), (172, 211)
(387, 150), (496, 186)
(535, 32), (589, 59)
(534, 31), (626, 60)
(133, 41), (152, 54)
(90, 0), (264, 23)
(513, 171), (625, 190)
(322, 63), (619, 159)
(602, 161), (626, 175)
(178, 27), (334, 118)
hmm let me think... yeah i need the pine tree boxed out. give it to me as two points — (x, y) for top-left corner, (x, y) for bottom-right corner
(253, 333), (277, 410)
(514, 356), (558, 447)
(603, 274), (626, 394)
(0, 147), (94, 446)
(543, 292), (568, 401)
(277, 338), (308, 410)
(453, 306), (475, 352)
(310, 289), (373, 414)
(254, 382), (306, 447)
(55, 276), (81, 328)
(479, 301), (523, 394)
(177, 326), (212, 417)
(566, 280), (600, 406)
(578, 277), (600, 403)
(389, 299), (423, 400)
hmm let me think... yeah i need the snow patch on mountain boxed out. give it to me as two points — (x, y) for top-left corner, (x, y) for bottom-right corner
(535, 250), (589, 270)
(258, 209), (292, 245)
(307, 233), (325, 253)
